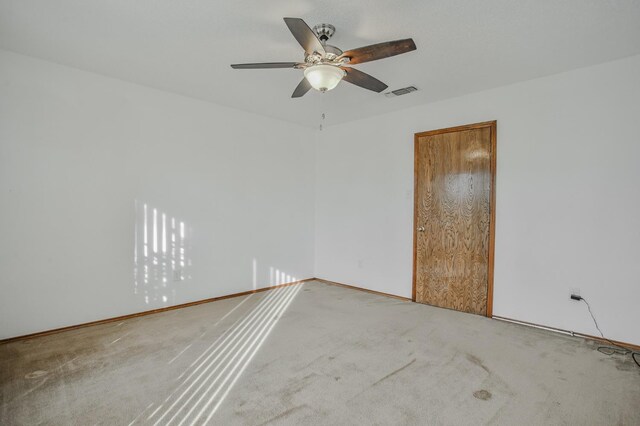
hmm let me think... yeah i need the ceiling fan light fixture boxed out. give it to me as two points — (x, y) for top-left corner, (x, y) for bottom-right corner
(303, 65), (345, 92)
(231, 18), (417, 97)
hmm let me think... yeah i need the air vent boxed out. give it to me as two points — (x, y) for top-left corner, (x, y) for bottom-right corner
(385, 86), (418, 98)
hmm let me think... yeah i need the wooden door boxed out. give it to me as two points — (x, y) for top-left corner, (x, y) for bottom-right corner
(413, 121), (496, 316)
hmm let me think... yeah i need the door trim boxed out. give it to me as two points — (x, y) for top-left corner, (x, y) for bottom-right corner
(412, 120), (497, 317)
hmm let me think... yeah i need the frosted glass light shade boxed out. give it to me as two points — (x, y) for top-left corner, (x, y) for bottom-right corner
(303, 65), (345, 92)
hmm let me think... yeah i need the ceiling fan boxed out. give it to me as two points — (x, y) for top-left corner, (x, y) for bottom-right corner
(230, 17), (416, 98)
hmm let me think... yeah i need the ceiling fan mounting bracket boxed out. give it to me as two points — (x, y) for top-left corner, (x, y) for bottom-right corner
(313, 23), (335, 43)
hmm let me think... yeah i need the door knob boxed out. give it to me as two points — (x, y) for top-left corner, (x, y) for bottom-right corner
(418, 226), (425, 232)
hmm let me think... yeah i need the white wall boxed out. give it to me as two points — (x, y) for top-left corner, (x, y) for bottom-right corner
(3, 48), (639, 346)
(0, 50), (315, 339)
(315, 54), (640, 345)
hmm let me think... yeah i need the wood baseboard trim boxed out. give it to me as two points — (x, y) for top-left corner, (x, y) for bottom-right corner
(314, 278), (412, 302)
(0, 278), (315, 344)
(493, 315), (640, 352)
(8, 278), (634, 353)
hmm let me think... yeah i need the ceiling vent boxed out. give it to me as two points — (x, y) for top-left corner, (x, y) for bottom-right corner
(385, 86), (418, 98)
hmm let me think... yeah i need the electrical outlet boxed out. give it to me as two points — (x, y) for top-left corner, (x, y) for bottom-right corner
(570, 287), (581, 301)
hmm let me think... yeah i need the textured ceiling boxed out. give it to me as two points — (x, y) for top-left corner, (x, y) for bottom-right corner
(1, 0), (640, 128)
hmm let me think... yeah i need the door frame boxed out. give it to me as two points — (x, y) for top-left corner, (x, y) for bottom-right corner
(412, 120), (497, 317)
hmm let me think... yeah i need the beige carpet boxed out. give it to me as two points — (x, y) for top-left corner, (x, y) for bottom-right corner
(1, 280), (639, 425)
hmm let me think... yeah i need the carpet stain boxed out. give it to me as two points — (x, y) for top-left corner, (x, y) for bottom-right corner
(614, 359), (637, 372)
(258, 404), (308, 425)
(297, 354), (327, 370)
(280, 373), (318, 402)
(466, 354), (491, 374)
(371, 358), (416, 387)
(473, 389), (492, 400)
(597, 352), (640, 374)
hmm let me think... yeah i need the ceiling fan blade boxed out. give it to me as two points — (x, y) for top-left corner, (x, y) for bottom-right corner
(231, 62), (300, 69)
(338, 38), (416, 65)
(283, 17), (326, 56)
(341, 67), (388, 93)
(291, 78), (312, 98)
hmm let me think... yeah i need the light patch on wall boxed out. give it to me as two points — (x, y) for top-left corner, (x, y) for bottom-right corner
(252, 258), (257, 290)
(134, 201), (193, 305)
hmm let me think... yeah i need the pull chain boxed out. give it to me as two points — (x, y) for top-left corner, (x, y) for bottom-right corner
(319, 113), (325, 131)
